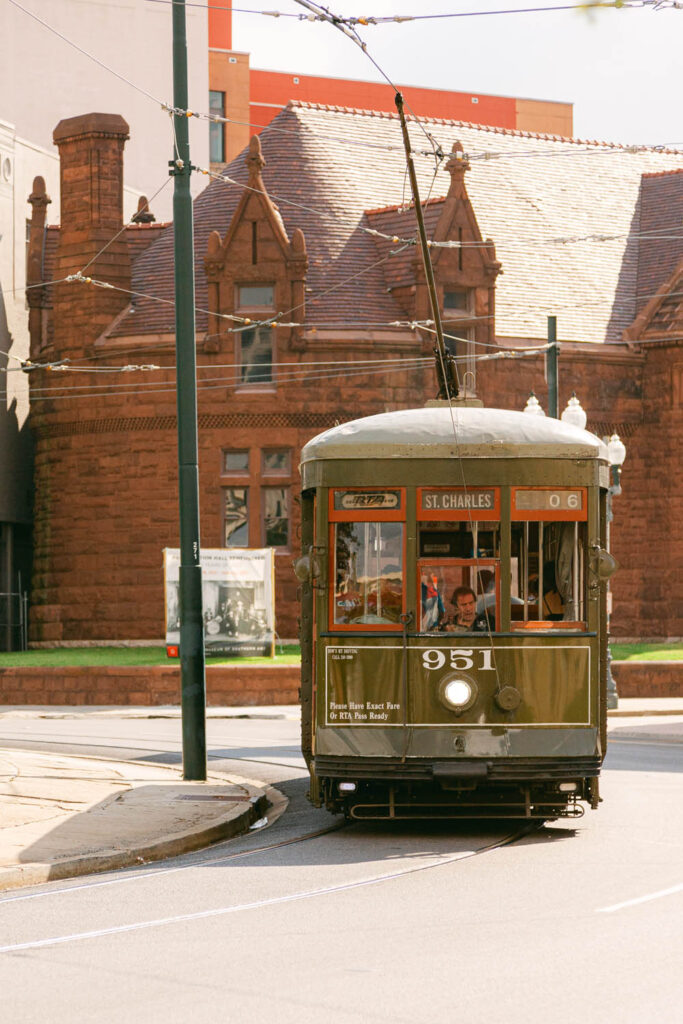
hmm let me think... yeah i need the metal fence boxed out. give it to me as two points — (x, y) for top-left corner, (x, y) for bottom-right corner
(0, 587), (28, 651)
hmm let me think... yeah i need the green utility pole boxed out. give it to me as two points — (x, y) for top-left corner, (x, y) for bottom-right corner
(546, 315), (559, 418)
(171, 0), (206, 780)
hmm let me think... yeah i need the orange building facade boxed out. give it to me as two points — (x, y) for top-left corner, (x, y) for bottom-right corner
(207, 0), (573, 165)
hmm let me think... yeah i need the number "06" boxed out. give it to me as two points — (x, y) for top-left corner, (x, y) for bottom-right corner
(422, 648), (494, 671)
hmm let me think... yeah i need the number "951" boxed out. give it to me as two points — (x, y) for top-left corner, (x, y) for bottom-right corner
(422, 648), (494, 671)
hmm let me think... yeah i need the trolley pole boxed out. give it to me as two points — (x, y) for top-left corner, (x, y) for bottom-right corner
(546, 315), (559, 418)
(171, 0), (206, 780)
(395, 93), (459, 401)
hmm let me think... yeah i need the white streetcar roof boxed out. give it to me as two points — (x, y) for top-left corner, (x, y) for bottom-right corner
(301, 405), (609, 462)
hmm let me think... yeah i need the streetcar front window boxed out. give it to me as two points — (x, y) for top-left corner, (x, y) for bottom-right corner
(333, 521), (404, 626)
(418, 559), (499, 634)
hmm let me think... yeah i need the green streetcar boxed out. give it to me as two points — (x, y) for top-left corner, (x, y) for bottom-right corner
(296, 401), (615, 820)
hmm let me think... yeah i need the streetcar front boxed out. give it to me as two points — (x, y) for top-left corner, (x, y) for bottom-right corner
(297, 405), (612, 820)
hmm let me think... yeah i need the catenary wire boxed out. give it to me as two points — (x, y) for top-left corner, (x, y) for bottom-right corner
(144, 0), (682, 20)
(26, 357), (438, 401)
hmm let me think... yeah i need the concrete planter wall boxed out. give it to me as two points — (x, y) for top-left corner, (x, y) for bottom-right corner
(611, 661), (683, 699)
(0, 665), (300, 706)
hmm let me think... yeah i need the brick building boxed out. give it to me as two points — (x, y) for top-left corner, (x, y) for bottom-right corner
(26, 104), (683, 644)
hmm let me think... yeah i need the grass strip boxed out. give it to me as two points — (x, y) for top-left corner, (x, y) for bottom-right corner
(0, 646), (301, 668)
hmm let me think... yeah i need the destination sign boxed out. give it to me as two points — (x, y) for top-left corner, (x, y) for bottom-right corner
(515, 489), (583, 512)
(421, 490), (496, 512)
(335, 490), (402, 511)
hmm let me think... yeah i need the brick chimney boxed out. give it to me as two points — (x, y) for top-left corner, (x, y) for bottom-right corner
(51, 113), (132, 358)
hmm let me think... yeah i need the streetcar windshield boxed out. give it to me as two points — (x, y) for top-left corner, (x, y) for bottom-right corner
(332, 521), (404, 626)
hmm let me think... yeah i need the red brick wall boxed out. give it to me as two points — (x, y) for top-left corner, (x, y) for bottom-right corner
(29, 337), (683, 642)
(611, 661), (683, 698)
(29, 346), (431, 643)
(0, 665), (300, 706)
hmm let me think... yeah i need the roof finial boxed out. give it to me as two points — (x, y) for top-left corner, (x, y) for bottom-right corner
(446, 142), (470, 196)
(247, 135), (266, 184)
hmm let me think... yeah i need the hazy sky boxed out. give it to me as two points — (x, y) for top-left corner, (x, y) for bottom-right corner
(232, 1), (681, 147)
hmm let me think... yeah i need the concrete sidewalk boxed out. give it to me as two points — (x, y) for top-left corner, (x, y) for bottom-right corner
(1, 700), (680, 893)
(0, 748), (278, 892)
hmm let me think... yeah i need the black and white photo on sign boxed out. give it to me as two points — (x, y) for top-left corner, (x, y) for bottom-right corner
(163, 548), (275, 655)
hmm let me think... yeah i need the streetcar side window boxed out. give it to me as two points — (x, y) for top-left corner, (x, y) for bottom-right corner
(332, 521), (404, 627)
(510, 521), (587, 627)
(510, 487), (588, 629)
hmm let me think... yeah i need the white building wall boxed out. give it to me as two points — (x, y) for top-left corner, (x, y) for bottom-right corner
(0, 0), (209, 526)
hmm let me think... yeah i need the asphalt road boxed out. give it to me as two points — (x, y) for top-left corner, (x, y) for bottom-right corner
(1, 713), (681, 1024)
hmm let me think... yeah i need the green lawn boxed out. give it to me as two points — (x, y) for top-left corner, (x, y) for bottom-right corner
(0, 645), (301, 668)
(610, 642), (683, 662)
(1, 642), (679, 667)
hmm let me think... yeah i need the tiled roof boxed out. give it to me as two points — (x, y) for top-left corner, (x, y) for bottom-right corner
(365, 203), (442, 298)
(113, 102), (683, 344)
(125, 222), (170, 263)
(636, 169), (683, 314)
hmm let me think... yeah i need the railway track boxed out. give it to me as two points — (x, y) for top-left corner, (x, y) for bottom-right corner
(0, 734), (542, 919)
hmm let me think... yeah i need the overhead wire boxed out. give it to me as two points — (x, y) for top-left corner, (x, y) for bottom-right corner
(9, 0), (681, 168)
(24, 339), (556, 400)
(145, 1), (683, 24)
(27, 354), (432, 393)
(27, 356), (435, 402)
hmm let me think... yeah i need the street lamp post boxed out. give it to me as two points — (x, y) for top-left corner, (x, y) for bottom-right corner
(604, 433), (627, 709)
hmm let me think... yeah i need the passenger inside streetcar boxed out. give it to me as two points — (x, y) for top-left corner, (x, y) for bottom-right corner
(441, 585), (495, 633)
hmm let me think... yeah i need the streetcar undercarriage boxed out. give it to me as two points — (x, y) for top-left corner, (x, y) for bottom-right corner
(313, 757), (600, 819)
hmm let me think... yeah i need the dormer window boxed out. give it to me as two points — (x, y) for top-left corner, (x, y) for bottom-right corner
(443, 287), (476, 385)
(237, 284), (275, 308)
(444, 288), (472, 315)
(236, 282), (276, 389)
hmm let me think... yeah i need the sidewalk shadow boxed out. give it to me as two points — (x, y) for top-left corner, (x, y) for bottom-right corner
(16, 781), (264, 880)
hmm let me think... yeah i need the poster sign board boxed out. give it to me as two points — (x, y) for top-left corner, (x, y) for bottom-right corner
(164, 548), (275, 657)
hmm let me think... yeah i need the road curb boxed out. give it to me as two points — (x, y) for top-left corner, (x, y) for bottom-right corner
(0, 790), (268, 893)
(0, 746), (292, 895)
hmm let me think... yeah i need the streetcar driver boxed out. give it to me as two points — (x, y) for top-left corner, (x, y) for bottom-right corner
(442, 585), (494, 633)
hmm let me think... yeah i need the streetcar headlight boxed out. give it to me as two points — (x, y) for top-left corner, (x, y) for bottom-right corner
(558, 782), (578, 793)
(440, 675), (477, 714)
(444, 679), (472, 708)
(338, 781), (357, 793)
